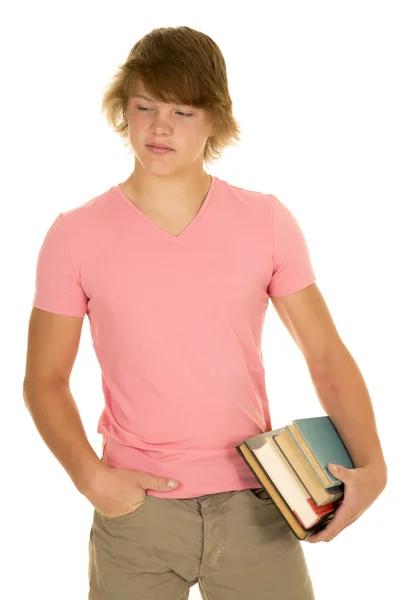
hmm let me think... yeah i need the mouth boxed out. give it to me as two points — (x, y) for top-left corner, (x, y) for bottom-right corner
(146, 145), (175, 154)
(146, 143), (174, 149)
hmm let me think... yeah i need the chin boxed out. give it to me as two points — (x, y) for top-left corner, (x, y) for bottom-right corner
(143, 163), (180, 176)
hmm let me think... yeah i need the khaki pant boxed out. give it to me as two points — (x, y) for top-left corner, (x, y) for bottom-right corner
(88, 487), (315, 599)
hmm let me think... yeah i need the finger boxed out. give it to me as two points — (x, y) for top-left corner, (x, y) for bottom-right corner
(306, 529), (329, 543)
(306, 516), (343, 543)
(307, 528), (336, 543)
(307, 512), (355, 543)
(328, 463), (353, 482)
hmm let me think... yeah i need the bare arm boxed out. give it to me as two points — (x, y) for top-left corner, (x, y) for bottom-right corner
(22, 307), (107, 496)
(23, 376), (106, 495)
(271, 283), (387, 480)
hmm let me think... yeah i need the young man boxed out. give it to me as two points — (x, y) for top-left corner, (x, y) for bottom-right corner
(23, 26), (387, 600)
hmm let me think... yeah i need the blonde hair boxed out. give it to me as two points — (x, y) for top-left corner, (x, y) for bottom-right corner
(100, 26), (241, 165)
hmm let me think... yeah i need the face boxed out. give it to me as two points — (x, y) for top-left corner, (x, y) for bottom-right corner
(125, 80), (214, 174)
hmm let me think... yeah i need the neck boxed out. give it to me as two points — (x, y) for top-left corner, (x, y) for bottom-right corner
(122, 166), (211, 210)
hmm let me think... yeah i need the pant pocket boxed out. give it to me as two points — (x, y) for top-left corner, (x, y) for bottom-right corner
(96, 492), (153, 523)
(244, 487), (273, 504)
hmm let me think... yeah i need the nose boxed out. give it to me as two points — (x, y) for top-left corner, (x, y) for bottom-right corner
(151, 115), (174, 135)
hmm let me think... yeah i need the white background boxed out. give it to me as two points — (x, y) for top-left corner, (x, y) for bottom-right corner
(3, 1), (399, 598)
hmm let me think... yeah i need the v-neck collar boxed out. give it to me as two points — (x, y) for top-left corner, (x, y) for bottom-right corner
(114, 174), (217, 243)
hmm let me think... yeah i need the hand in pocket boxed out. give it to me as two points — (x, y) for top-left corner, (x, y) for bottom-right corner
(85, 466), (179, 519)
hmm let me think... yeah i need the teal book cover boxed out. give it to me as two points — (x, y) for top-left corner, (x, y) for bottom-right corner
(290, 416), (355, 486)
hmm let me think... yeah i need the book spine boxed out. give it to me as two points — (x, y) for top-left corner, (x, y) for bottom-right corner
(236, 444), (337, 540)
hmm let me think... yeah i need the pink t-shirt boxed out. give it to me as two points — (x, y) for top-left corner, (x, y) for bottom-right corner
(32, 175), (316, 498)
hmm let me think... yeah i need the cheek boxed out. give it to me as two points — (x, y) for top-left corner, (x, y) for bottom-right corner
(184, 124), (206, 144)
(129, 114), (146, 131)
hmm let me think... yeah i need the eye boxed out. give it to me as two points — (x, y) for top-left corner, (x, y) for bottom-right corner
(137, 106), (193, 117)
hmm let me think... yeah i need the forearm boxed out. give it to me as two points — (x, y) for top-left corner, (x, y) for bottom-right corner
(23, 377), (107, 495)
(309, 346), (387, 483)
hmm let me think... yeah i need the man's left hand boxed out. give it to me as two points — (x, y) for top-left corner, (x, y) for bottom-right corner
(304, 463), (387, 543)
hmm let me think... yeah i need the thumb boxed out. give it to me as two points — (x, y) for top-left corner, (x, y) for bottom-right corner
(140, 474), (179, 491)
(327, 463), (347, 481)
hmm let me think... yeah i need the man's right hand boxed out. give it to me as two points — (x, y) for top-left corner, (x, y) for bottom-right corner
(85, 467), (179, 519)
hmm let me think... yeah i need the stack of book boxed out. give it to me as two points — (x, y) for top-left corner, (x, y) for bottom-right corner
(236, 416), (355, 540)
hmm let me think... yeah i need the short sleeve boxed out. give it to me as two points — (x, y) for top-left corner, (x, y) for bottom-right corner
(267, 195), (316, 297)
(32, 213), (88, 317)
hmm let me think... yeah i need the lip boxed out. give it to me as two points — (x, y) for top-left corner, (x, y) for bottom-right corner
(146, 145), (175, 155)
(146, 143), (174, 150)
